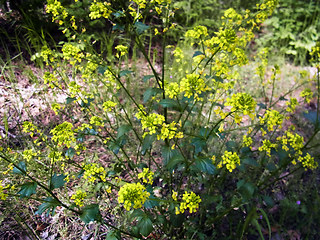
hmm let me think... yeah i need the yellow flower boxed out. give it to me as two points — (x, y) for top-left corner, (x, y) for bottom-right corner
(176, 191), (201, 214)
(138, 168), (154, 185)
(118, 183), (150, 211)
(221, 151), (240, 172)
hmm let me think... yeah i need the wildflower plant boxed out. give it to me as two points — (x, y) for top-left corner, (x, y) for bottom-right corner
(1, 0), (320, 239)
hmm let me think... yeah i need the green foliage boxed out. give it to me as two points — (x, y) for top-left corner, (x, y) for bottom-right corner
(257, 0), (320, 65)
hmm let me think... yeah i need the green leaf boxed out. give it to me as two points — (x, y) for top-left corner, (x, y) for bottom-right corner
(80, 98), (94, 107)
(303, 110), (320, 128)
(166, 154), (185, 171)
(237, 180), (255, 202)
(49, 173), (66, 190)
(192, 157), (216, 174)
(141, 134), (156, 155)
(137, 216), (153, 237)
(112, 24), (125, 31)
(65, 147), (76, 159)
(266, 163), (277, 172)
(18, 182), (37, 198)
(35, 197), (60, 216)
(191, 137), (207, 154)
(13, 161), (26, 175)
(106, 230), (121, 240)
(134, 22), (150, 34)
(242, 158), (259, 167)
(192, 51), (204, 57)
(143, 75), (154, 82)
(80, 204), (101, 223)
(119, 70), (133, 77)
(66, 97), (76, 104)
(143, 87), (163, 103)
(97, 66), (108, 75)
(158, 99), (180, 109)
(226, 141), (237, 151)
(117, 125), (132, 139)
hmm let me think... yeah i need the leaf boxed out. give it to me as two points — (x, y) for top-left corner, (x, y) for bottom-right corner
(80, 204), (101, 223)
(191, 137), (207, 154)
(143, 75), (154, 82)
(192, 157), (216, 174)
(143, 87), (163, 103)
(106, 230), (121, 240)
(80, 98), (94, 107)
(161, 145), (179, 164)
(35, 197), (60, 216)
(141, 134), (156, 155)
(18, 182), (37, 198)
(112, 24), (125, 31)
(193, 51), (204, 57)
(242, 158), (259, 167)
(66, 97), (76, 104)
(134, 22), (149, 34)
(65, 147), (76, 159)
(237, 180), (255, 202)
(117, 125), (132, 139)
(303, 110), (320, 128)
(13, 161), (26, 175)
(158, 99), (180, 109)
(97, 66), (108, 75)
(119, 70), (133, 77)
(49, 173), (66, 190)
(266, 163), (277, 172)
(137, 216), (153, 237)
(226, 141), (237, 151)
(166, 154), (185, 171)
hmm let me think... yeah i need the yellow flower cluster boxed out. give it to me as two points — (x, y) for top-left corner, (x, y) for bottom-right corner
(136, 111), (183, 140)
(300, 89), (313, 103)
(286, 98), (298, 113)
(115, 45), (128, 58)
(46, 0), (68, 23)
(136, 112), (165, 137)
(297, 153), (318, 170)
(0, 180), (8, 200)
(90, 116), (104, 127)
(158, 121), (183, 140)
(62, 43), (84, 65)
(173, 47), (184, 63)
(180, 73), (210, 101)
(50, 122), (76, 148)
(219, 151), (240, 172)
(22, 149), (39, 162)
(138, 168), (154, 185)
(185, 26), (208, 46)
(225, 92), (256, 123)
(118, 183), (150, 211)
(71, 189), (87, 207)
(83, 163), (106, 182)
(102, 101), (117, 111)
(51, 103), (63, 115)
(89, 0), (112, 19)
(175, 191), (201, 214)
(260, 110), (284, 132)
(242, 135), (253, 147)
(43, 72), (60, 89)
(49, 150), (64, 163)
(22, 121), (42, 138)
(310, 41), (320, 63)
(258, 139), (277, 157)
(165, 82), (179, 99)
